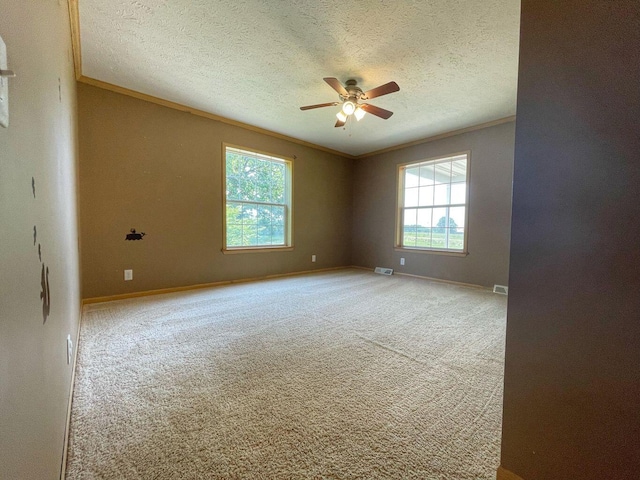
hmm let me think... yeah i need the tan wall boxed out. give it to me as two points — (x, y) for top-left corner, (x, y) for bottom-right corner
(0, 2), (81, 479)
(351, 122), (515, 287)
(501, 1), (640, 478)
(77, 83), (353, 299)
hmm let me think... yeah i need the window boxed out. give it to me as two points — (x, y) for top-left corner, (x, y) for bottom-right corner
(396, 152), (469, 253)
(223, 145), (293, 251)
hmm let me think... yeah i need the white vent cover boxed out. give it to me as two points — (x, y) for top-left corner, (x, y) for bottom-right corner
(493, 285), (508, 295)
(374, 267), (394, 276)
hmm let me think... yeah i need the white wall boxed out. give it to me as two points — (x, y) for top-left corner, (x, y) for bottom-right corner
(0, 1), (81, 478)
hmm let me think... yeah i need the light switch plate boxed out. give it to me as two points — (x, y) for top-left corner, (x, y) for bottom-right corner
(0, 35), (8, 128)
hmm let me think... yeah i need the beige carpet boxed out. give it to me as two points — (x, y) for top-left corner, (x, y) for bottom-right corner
(66, 269), (507, 479)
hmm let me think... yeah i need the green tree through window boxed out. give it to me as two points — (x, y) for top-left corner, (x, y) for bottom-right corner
(224, 146), (292, 249)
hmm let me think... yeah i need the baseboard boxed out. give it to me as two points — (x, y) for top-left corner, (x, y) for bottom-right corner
(497, 466), (525, 480)
(82, 266), (349, 305)
(350, 265), (491, 291)
(59, 302), (83, 479)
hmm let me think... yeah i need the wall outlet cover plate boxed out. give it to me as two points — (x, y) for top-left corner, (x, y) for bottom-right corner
(0, 35), (8, 128)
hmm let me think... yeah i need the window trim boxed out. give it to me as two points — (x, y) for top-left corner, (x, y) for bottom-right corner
(395, 151), (471, 255)
(222, 143), (294, 253)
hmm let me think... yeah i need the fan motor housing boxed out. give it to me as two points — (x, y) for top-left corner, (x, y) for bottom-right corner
(342, 79), (363, 101)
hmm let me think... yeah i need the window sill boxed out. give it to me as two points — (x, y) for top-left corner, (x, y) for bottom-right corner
(394, 247), (468, 257)
(222, 246), (294, 254)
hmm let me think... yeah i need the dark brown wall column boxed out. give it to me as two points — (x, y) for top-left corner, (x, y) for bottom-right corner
(500, 2), (640, 479)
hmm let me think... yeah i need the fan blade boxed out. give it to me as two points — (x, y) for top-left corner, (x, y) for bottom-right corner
(361, 81), (400, 100)
(335, 118), (346, 128)
(323, 77), (348, 96)
(300, 102), (339, 111)
(360, 103), (394, 119)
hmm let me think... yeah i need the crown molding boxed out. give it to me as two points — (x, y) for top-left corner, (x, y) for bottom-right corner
(68, 0), (82, 80)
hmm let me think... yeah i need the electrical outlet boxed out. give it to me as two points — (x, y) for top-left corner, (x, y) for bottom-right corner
(124, 269), (133, 281)
(400, 257), (405, 266)
(67, 334), (73, 365)
(311, 255), (316, 262)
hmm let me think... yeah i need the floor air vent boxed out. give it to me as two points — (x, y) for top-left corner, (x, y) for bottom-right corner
(493, 285), (508, 295)
(374, 267), (394, 275)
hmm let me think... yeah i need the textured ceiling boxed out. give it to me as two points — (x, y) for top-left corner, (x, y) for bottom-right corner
(78, 0), (520, 156)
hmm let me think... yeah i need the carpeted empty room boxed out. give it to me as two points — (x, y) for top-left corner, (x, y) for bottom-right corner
(66, 269), (507, 479)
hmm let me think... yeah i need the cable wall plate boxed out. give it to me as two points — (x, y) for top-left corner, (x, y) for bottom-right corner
(0, 35), (8, 128)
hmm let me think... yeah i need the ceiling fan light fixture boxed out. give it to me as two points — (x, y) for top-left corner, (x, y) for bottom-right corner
(300, 78), (399, 126)
(342, 100), (356, 116)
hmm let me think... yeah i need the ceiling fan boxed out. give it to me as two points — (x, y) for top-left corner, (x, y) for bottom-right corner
(300, 77), (400, 127)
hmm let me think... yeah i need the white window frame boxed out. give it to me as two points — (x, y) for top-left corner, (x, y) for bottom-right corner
(395, 151), (470, 256)
(222, 144), (293, 253)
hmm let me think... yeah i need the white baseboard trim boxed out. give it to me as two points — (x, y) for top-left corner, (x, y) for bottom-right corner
(497, 465), (525, 480)
(350, 265), (491, 291)
(82, 266), (350, 305)
(59, 303), (83, 479)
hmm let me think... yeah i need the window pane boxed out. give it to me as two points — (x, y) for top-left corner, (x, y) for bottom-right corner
(451, 182), (466, 204)
(451, 159), (467, 183)
(242, 158), (256, 201)
(257, 205), (272, 226)
(447, 229), (464, 250)
(242, 204), (258, 225)
(226, 177), (240, 201)
(243, 156), (256, 176)
(418, 186), (434, 206)
(403, 228), (417, 247)
(419, 164), (434, 186)
(433, 207), (448, 232)
(415, 226), (432, 248)
(254, 159), (272, 203)
(403, 208), (417, 228)
(226, 152), (242, 176)
(434, 162), (451, 184)
(226, 203), (243, 223)
(227, 224), (243, 247)
(404, 187), (419, 207)
(434, 184), (450, 205)
(242, 225), (258, 246)
(257, 225), (273, 245)
(272, 225), (285, 245)
(416, 208), (432, 248)
(431, 229), (446, 248)
(449, 206), (465, 231)
(271, 162), (285, 204)
(405, 167), (420, 188)
(233, 170), (253, 201)
(448, 228), (464, 250)
(272, 205), (285, 225)
(416, 208), (433, 228)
